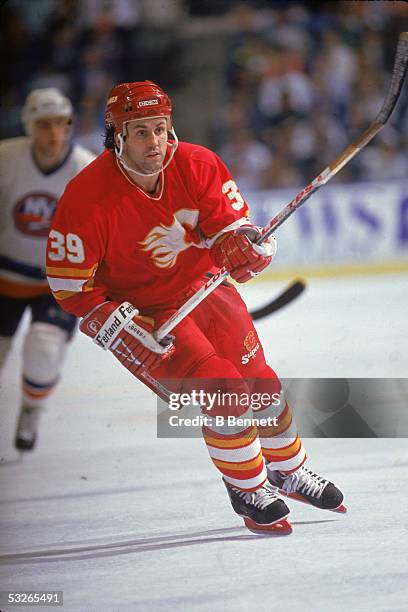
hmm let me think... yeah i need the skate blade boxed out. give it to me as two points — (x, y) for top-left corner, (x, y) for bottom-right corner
(243, 517), (293, 535)
(281, 491), (347, 513)
(331, 504), (347, 513)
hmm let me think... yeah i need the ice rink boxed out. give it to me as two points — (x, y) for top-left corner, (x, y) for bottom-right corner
(1, 274), (407, 612)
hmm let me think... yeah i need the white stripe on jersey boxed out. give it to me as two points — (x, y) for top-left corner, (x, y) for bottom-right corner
(47, 276), (89, 293)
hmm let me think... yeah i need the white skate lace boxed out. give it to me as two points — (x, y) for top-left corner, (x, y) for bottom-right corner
(281, 466), (326, 499)
(232, 484), (278, 510)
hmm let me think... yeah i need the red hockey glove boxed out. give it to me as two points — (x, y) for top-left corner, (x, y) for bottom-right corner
(210, 224), (277, 283)
(80, 301), (175, 377)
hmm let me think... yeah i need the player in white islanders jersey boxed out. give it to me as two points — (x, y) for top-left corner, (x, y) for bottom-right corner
(46, 81), (346, 534)
(0, 88), (95, 450)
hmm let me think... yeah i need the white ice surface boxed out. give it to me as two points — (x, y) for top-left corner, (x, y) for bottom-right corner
(0, 275), (407, 612)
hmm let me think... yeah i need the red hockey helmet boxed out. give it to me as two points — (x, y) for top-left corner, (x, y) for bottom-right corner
(105, 81), (172, 134)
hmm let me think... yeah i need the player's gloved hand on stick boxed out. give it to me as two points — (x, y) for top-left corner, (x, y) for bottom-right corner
(210, 224), (277, 283)
(80, 301), (175, 376)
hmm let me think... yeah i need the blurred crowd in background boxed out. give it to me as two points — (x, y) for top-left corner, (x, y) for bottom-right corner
(1, 0), (407, 190)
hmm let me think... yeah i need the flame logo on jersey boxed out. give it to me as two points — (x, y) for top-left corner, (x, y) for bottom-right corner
(139, 209), (202, 269)
(242, 330), (260, 365)
(14, 192), (57, 237)
(244, 331), (257, 352)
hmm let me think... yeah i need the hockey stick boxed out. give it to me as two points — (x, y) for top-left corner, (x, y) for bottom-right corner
(258, 33), (408, 243)
(249, 279), (306, 321)
(154, 31), (408, 343)
(139, 32), (407, 402)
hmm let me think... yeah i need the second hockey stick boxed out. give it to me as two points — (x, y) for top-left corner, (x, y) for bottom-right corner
(249, 279), (306, 321)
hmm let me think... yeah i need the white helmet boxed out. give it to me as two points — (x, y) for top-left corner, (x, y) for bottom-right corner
(22, 88), (73, 134)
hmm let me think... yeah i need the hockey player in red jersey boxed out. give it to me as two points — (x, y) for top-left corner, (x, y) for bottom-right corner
(46, 81), (345, 534)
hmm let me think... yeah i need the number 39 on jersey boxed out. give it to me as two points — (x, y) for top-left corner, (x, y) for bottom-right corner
(48, 230), (85, 263)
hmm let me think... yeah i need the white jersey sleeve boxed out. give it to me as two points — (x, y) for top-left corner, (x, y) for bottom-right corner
(0, 137), (95, 298)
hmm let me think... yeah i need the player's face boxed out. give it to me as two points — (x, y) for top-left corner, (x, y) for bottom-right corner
(31, 116), (71, 160)
(122, 118), (168, 175)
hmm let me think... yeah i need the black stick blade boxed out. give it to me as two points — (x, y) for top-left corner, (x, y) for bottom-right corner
(377, 31), (408, 125)
(250, 279), (306, 321)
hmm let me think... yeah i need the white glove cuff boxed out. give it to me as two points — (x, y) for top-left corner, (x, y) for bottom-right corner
(252, 235), (277, 258)
(89, 301), (138, 350)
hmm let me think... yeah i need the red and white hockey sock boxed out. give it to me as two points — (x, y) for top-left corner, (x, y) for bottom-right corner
(185, 357), (267, 491)
(258, 400), (306, 472)
(202, 420), (267, 491)
(250, 370), (307, 472)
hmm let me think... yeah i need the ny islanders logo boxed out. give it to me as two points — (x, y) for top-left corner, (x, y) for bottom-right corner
(14, 192), (57, 237)
(139, 209), (202, 269)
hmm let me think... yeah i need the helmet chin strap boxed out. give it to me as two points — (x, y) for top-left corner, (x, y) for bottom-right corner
(115, 128), (179, 178)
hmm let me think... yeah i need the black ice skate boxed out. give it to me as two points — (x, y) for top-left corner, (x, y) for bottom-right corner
(267, 464), (347, 513)
(15, 406), (41, 451)
(224, 479), (292, 535)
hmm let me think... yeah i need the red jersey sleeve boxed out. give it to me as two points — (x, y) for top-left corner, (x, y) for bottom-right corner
(46, 180), (109, 317)
(187, 147), (250, 240)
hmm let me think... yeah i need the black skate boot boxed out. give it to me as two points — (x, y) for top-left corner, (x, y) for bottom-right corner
(224, 479), (292, 534)
(267, 464), (346, 513)
(15, 406), (41, 451)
